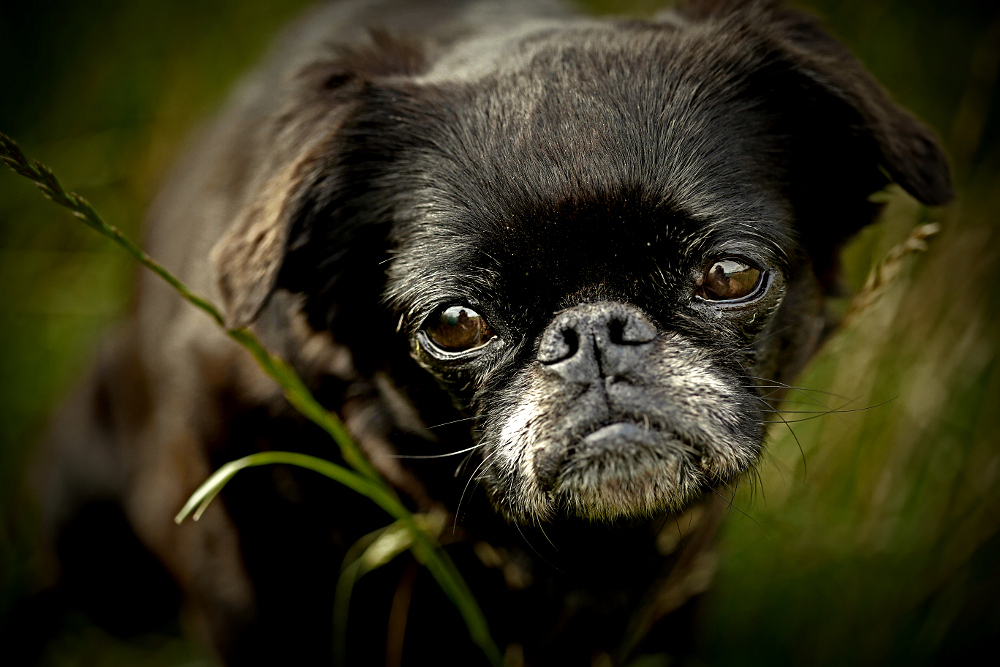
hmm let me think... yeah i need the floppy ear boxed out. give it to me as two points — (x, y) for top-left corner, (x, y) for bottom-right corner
(681, 0), (952, 208)
(210, 29), (429, 330)
(677, 0), (952, 287)
(211, 142), (332, 329)
(761, 4), (953, 206)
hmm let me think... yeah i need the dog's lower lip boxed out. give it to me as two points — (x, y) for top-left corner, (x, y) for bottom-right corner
(536, 423), (667, 491)
(581, 422), (660, 448)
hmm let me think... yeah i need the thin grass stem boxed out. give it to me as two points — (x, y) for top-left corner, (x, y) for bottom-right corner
(1, 132), (502, 667)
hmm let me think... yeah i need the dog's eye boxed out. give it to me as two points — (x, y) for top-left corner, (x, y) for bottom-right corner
(697, 259), (762, 301)
(425, 306), (494, 352)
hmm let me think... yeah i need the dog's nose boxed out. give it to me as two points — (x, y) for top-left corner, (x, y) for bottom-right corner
(538, 301), (656, 381)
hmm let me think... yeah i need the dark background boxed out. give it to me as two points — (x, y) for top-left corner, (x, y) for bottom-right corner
(1, 0), (998, 664)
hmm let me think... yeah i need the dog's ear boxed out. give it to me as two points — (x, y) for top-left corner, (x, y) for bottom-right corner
(677, 0), (951, 287)
(681, 0), (952, 208)
(210, 30), (428, 330)
(211, 140), (333, 329)
(765, 5), (952, 207)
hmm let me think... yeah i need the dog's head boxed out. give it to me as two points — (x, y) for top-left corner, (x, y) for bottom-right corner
(211, 1), (950, 525)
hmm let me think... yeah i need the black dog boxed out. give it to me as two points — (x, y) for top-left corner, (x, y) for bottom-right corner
(38, 0), (951, 664)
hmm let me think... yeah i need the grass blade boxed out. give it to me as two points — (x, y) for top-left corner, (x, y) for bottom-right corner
(1, 132), (501, 667)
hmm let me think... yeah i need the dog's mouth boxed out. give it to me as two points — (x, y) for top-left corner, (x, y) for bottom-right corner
(531, 419), (712, 521)
(534, 421), (686, 486)
(479, 329), (764, 523)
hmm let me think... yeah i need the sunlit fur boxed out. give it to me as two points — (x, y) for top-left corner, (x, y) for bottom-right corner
(480, 332), (764, 523)
(41, 0), (952, 662)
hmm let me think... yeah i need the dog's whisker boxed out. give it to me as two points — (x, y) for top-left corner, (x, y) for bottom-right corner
(759, 398), (894, 424)
(711, 487), (769, 540)
(753, 396), (807, 475)
(756, 392), (893, 418)
(514, 521), (561, 573)
(535, 516), (558, 552)
(755, 396), (835, 405)
(454, 449), (478, 479)
(750, 395), (830, 416)
(422, 415), (480, 430)
(721, 325), (792, 362)
(750, 465), (766, 506)
(653, 512), (671, 539)
(764, 408), (857, 415)
(754, 403), (861, 416)
(389, 443), (485, 460)
(745, 378), (846, 408)
(749, 387), (805, 403)
(454, 453), (494, 532)
(747, 376), (853, 400)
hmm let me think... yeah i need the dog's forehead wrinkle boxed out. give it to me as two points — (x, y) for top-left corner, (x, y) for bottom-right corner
(385, 262), (502, 324)
(383, 179), (790, 312)
(380, 159), (792, 308)
(381, 29), (787, 229)
(685, 222), (793, 270)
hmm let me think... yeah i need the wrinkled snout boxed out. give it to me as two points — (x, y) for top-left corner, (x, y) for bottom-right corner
(538, 301), (657, 383)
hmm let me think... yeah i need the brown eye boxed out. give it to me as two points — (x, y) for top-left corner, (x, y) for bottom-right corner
(426, 306), (494, 352)
(697, 259), (762, 301)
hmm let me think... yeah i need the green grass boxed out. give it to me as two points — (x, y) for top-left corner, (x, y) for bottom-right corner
(698, 175), (1000, 666)
(1, 1), (998, 665)
(0, 134), (502, 667)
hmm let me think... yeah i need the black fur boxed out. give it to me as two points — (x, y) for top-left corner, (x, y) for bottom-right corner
(38, 0), (950, 665)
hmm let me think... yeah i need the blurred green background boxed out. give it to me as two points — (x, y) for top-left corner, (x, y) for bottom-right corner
(0, 0), (997, 665)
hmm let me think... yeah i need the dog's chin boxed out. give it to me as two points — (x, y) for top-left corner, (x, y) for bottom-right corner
(550, 423), (710, 522)
(484, 418), (758, 525)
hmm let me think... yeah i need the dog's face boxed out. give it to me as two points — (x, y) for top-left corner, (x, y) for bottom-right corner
(383, 39), (796, 521)
(213, 3), (951, 526)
